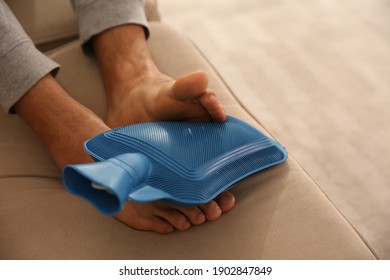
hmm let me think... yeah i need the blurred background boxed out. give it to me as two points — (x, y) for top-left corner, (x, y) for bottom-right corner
(159, 0), (390, 259)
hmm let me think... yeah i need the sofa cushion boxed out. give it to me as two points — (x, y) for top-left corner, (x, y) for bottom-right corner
(0, 22), (376, 259)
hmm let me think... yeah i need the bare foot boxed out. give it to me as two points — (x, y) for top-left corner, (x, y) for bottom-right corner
(105, 70), (234, 233)
(105, 70), (226, 127)
(93, 25), (234, 233)
(115, 192), (235, 233)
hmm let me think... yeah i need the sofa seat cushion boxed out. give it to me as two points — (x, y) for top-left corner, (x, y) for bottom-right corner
(0, 22), (376, 259)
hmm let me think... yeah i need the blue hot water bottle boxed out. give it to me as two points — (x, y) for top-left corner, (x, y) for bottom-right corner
(62, 116), (287, 215)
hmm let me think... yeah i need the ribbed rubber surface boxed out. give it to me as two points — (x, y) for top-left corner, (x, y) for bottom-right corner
(85, 116), (287, 204)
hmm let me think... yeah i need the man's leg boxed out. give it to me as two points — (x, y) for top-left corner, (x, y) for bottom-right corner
(91, 24), (235, 229)
(92, 25), (227, 127)
(14, 74), (108, 169)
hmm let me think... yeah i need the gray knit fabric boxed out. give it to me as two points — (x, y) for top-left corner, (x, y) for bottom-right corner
(0, 0), (149, 113)
(71, 0), (149, 52)
(0, 0), (59, 113)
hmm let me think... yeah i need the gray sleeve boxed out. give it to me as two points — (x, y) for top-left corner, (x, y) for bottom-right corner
(71, 0), (150, 51)
(0, 0), (59, 113)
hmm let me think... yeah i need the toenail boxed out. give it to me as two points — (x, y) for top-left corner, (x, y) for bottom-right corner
(212, 206), (222, 219)
(182, 221), (191, 230)
(217, 194), (231, 205)
(159, 225), (174, 234)
(196, 212), (206, 223)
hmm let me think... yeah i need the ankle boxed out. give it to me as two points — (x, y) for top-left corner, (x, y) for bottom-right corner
(93, 24), (161, 94)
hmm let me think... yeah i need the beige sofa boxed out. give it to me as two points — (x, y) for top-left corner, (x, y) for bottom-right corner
(0, 0), (377, 259)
